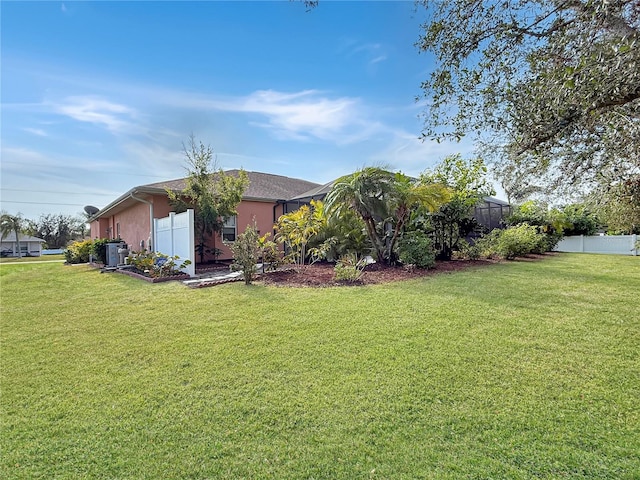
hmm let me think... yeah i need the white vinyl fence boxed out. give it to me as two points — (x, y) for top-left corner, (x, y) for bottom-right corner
(555, 234), (638, 256)
(153, 209), (196, 276)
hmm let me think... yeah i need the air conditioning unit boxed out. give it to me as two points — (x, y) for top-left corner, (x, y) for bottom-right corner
(106, 242), (126, 267)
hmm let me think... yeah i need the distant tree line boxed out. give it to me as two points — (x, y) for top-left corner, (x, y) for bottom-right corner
(1, 211), (88, 250)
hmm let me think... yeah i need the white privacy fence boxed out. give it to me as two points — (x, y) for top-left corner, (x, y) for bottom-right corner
(555, 235), (638, 256)
(153, 209), (196, 276)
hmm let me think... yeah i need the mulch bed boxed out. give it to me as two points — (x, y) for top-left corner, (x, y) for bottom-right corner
(258, 259), (498, 288)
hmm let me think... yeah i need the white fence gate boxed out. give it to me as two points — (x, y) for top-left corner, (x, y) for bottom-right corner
(153, 209), (196, 276)
(555, 235), (638, 256)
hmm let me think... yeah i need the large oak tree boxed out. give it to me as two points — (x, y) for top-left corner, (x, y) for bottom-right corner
(416, 0), (639, 197)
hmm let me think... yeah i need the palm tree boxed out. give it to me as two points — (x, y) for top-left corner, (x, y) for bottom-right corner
(325, 167), (451, 264)
(0, 212), (26, 258)
(386, 173), (450, 261)
(325, 167), (395, 263)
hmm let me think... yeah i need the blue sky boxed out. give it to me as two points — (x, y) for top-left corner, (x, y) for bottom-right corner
(1, 0), (476, 220)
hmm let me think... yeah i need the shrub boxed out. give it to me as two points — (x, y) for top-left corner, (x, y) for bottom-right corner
(562, 204), (599, 236)
(257, 233), (282, 272)
(127, 251), (191, 278)
(477, 223), (542, 260)
(333, 254), (367, 282)
(227, 224), (260, 285)
(91, 238), (110, 264)
(397, 230), (436, 269)
(454, 239), (482, 260)
(64, 239), (94, 264)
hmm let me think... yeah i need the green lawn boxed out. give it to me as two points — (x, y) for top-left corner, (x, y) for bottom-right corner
(1, 254), (638, 479)
(0, 254), (65, 263)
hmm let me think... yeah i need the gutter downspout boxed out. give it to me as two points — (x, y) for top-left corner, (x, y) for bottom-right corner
(130, 192), (154, 251)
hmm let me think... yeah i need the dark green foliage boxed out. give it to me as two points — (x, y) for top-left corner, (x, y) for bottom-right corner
(325, 167), (448, 264)
(91, 238), (110, 264)
(26, 213), (86, 248)
(589, 175), (640, 234)
(454, 239), (482, 261)
(418, 155), (494, 259)
(421, 198), (480, 260)
(397, 230), (436, 269)
(308, 208), (371, 262)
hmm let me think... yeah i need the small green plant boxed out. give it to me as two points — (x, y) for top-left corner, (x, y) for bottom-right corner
(397, 230), (436, 269)
(227, 223), (260, 285)
(333, 253), (367, 282)
(127, 251), (191, 278)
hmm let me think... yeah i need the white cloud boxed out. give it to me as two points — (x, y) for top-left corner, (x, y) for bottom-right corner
(158, 88), (365, 143)
(343, 41), (389, 66)
(370, 55), (388, 65)
(368, 129), (475, 177)
(51, 96), (137, 133)
(23, 127), (48, 137)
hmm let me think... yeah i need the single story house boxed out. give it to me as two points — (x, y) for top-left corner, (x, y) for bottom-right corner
(89, 170), (321, 262)
(0, 232), (45, 257)
(89, 170), (512, 264)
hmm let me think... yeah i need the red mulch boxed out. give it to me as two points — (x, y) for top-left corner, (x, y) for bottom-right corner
(258, 259), (499, 288)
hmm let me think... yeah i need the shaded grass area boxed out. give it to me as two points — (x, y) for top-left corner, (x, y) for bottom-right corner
(1, 254), (638, 479)
(0, 254), (65, 263)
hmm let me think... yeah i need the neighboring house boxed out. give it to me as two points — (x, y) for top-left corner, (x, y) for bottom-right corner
(89, 170), (320, 262)
(0, 232), (45, 257)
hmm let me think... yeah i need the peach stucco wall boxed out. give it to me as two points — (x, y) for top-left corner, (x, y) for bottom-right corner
(89, 194), (173, 251)
(90, 194), (286, 263)
(212, 200), (282, 260)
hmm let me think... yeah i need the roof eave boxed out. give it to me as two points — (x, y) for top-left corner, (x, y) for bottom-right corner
(89, 186), (175, 221)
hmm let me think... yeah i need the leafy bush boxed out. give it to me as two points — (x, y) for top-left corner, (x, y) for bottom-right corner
(308, 208), (371, 262)
(397, 230), (436, 269)
(477, 223), (543, 260)
(91, 238), (110, 264)
(127, 251), (191, 278)
(275, 200), (325, 265)
(535, 230), (563, 253)
(64, 239), (94, 264)
(454, 239), (482, 260)
(257, 232), (281, 273)
(562, 204), (599, 236)
(333, 254), (367, 282)
(227, 224), (260, 285)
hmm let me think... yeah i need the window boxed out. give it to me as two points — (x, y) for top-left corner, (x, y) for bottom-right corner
(222, 216), (237, 242)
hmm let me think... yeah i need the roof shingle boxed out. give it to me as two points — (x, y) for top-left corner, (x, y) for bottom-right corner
(144, 170), (321, 201)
